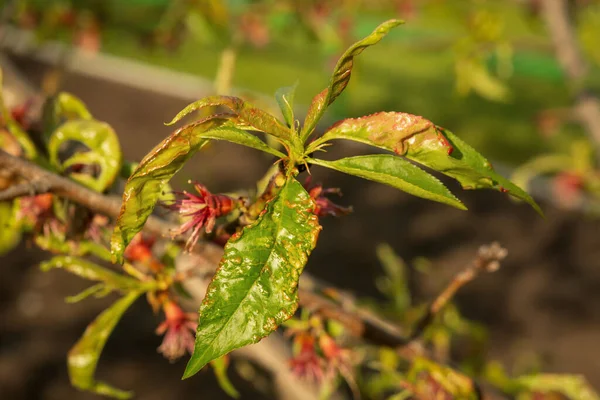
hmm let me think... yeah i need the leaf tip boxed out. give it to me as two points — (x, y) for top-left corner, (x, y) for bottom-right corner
(181, 361), (203, 380)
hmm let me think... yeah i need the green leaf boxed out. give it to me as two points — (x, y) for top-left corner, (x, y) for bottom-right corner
(211, 356), (240, 398)
(192, 121), (286, 158)
(48, 119), (122, 192)
(110, 117), (221, 264)
(166, 95), (291, 141)
(183, 177), (321, 378)
(316, 112), (541, 215)
(275, 82), (298, 128)
(514, 374), (599, 400)
(43, 92), (93, 139)
(40, 256), (150, 292)
(67, 291), (141, 399)
(300, 19), (403, 140)
(309, 155), (465, 210)
(0, 201), (22, 255)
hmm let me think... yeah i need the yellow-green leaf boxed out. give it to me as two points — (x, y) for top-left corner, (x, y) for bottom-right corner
(67, 291), (141, 399)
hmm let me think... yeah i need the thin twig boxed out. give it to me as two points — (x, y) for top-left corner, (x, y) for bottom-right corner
(408, 242), (508, 342)
(540, 0), (600, 152)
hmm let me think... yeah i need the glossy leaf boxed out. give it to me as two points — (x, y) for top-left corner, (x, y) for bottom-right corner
(514, 374), (599, 400)
(316, 112), (541, 215)
(0, 201), (22, 255)
(275, 82), (298, 128)
(43, 92), (93, 139)
(300, 19), (403, 139)
(48, 120), (122, 192)
(309, 155), (466, 210)
(211, 356), (240, 398)
(166, 95), (291, 141)
(184, 177), (321, 378)
(67, 291), (141, 399)
(40, 256), (150, 292)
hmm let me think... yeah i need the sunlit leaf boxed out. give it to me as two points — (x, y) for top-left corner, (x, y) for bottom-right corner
(67, 291), (141, 399)
(211, 356), (240, 398)
(48, 119), (122, 192)
(0, 200), (22, 255)
(192, 121), (286, 158)
(275, 82), (298, 128)
(514, 374), (599, 400)
(40, 256), (150, 292)
(300, 19), (403, 140)
(316, 112), (541, 215)
(310, 155), (465, 210)
(166, 95), (291, 141)
(184, 177), (321, 378)
(111, 117), (219, 264)
(43, 92), (93, 139)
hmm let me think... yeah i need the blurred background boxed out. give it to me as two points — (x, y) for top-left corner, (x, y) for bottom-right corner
(1, 0), (600, 398)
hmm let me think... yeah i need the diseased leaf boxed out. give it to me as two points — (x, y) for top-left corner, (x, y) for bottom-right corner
(67, 291), (141, 399)
(0, 201), (22, 255)
(211, 356), (240, 398)
(48, 120), (122, 192)
(166, 95), (291, 141)
(111, 117), (220, 264)
(514, 374), (599, 400)
(309, 155), (465, 210)
(316, 112), (541, 215)
(275, 82), (298, 128)
(300, 19), (403, 139)
(40, 256), (150, 292)
(183, 177), (321, 378)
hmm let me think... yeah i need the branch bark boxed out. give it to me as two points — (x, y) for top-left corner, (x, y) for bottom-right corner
(540, 0), (600, 151)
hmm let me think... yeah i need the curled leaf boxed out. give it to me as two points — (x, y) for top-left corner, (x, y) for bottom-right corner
(43, 92), (93, 139)
(183, 177), (321, 378)
(111, 117), (219, 264)
(67, 291), (141, 399)
(310, 155), (466, 210)
(166, 95), (291, 141)
(316, 112), (541, 215)
(48, 119), (122, 192)
(300, 19), (404, 139)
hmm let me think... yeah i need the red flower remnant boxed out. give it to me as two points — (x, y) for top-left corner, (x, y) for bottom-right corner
(18, 193), (63, 236)
(156, 300), (198, 362)
(168, 182), (238, 252)
(552, 171), (584, 210)
(124, 233), (155, 263)
(304, 177), (352, 218)
(289, 333), (325, 383)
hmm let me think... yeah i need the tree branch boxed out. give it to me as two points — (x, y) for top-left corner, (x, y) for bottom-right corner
(540, 0), (600, 151)
(408, 242), (507, 342)
(0, 148), (513, 399)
